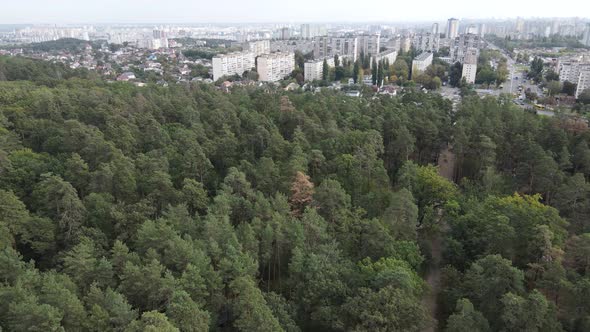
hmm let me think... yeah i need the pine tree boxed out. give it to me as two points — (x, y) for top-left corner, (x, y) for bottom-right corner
(372, 58), (378, 85)
(289, 171), (314, 217)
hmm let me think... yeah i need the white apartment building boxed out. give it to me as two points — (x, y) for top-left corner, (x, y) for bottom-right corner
(447, 18), (459, 39)
(465, 25), (478, 35)
(478, 23), (486, 38)
(558, 58), (590, 83)
(212, 52), (255, 81)
(246, 40), (270, 56)
(314, 36), (358, 61)
(558, 61), (582, 83)
(357, 34), (381, 57)
(370, 50), (398, 67)
(582, 23), (590, 47)
(516, 18), (525, 34)
(257, 52), (295, 82)
(270, 40), (314, 54)
(304, 57), (335, 81)
(385, 36), (402, 52)
(413, 32), (440, 53)
(279, 27), (291, 40)
(301, 24), (327, 39)
(151, 29), (169, 49)
(461, 48), (478, 84)
(411, 52), (433, 78)
(557, 57), (590, 98)
(576, 70), (590, 98)
(451, 33), (482, 63)
(401, 36), (412, 52)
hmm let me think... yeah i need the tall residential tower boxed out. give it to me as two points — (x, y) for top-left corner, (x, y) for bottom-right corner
(447, 18), (459, 39)
(582, 23), (590, 47)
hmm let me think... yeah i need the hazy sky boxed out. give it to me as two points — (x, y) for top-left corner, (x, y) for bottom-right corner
(2, 0), (589, 24)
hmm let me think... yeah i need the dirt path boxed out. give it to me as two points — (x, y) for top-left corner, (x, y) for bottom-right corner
(421, 146), (456, 332)
(437, 145), (455, 182)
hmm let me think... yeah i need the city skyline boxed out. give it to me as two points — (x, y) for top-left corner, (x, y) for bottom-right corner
(2, 0), (589, 24)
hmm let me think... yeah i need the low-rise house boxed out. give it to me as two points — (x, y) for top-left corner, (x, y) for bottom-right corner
(117, 72), (136, 81)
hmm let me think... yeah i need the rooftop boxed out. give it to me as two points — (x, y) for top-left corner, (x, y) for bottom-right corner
(258, 51), (294, 59)
(414, 52), (433, 61)
(213, 51), (253, 59)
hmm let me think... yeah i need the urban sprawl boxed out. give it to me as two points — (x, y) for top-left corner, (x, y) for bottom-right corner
(2, 18), (590, 112)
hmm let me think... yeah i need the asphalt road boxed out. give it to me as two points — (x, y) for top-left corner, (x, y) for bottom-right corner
(438, 41), (545, 112)
(488, 41), (543, 100)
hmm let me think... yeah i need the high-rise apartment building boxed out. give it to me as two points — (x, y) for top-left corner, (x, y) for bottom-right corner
(386, 36), (402, 52)
(246, 40), (271, 56)
(212, 52), (255, 81)
(411, 52), (433, 78)
(279, 27), (291, 40)
(314, 36), (358, 61)
(432, 23), (439, 35)
(151, 29), (169, 49)
(304, 57), (335, 81)
(557, 57), (590, 98)
(461, 48), (478, 84)
(576, 69), (590, 99)
(301, 24), (311, 39)
(301, 24), (327, 39)
(401, 36), (412, 52)
(447, 18), (459, 39)
(516, 17), (525, 33)
(551, 21), (560, 36)
(466, 25), (477, 34)
(478, 23), (486, 38)
(413, 32), (440, 53)
(257, 52), (295, 82)
(370, 50), (398, 67)
(451, 33), (481, 63)
(357, 34), (381, 57)
(582, 23), (590, 47)
(558, 59), (588, 83)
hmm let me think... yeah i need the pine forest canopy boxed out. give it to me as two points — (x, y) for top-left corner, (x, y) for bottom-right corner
(1, 55), (590, 331)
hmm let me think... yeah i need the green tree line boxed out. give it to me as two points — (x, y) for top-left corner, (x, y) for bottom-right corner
(0, 55), (590, 331)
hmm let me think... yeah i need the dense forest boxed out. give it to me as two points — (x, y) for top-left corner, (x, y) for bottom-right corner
(1, 56), (590, 331)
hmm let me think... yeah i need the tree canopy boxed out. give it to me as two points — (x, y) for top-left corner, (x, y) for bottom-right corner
(0, 54), (588, 332)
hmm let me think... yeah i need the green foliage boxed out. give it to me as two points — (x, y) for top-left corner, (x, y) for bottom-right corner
(449, 62), (463, 87)
(500, 290), (563, 332)
(342, 285), (431, 331)
(166, 291), (210, 332)
(461, 255), (525, 328)
(562, 81), (577, 96)
(529, 57), (544, 82)
(125, 311), (179, 332)
(0, 55), (588, 331)
(579, 89), (590, 104)
(229, 276), (284, 332)
(445, 298), (490, 332)
(32, 173), (85, 243)
(0, 55), (94, 85)
(85, 284), (138, 331)
(446, 194), (568, 269)
(397, 161), (457, 225)
(6, 293), (64, 332)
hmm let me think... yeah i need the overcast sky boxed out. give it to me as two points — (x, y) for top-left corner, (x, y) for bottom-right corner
(2, 0), (589, 24)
